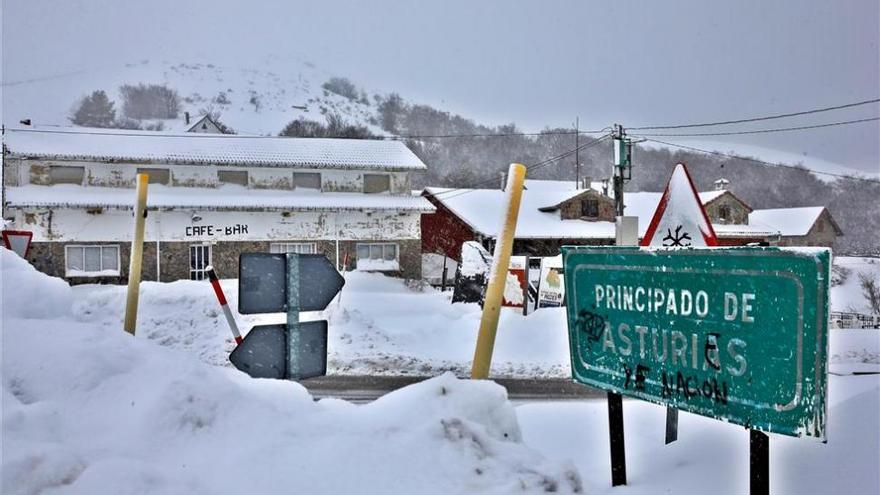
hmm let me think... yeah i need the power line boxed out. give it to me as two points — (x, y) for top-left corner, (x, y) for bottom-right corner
(641, 138), (880, 184)
(629, 98), (880, 131)
(5, 125), (610, 141)
(432, 135), (611, 201)
(432, 135), (609, 198)
(630, 116), (879, 137)
(390, 128), (610, 140)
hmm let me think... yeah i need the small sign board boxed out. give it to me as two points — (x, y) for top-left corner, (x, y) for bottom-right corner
(1, 230), (33, 257)
(229, 321), (328, 380)
(563, 246), (830, 439)
(537, 255), (566, 308)
(502, 255), (528, 310)
(239, 253), (345, 314)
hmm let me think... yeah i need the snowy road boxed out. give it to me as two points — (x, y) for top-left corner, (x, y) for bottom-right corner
(302, 375), (605, 403)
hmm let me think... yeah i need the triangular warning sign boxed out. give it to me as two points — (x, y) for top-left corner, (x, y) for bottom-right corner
(641, 163), (717, 247)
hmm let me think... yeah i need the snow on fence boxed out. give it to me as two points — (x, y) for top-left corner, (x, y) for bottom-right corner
(830, 311), (880, 329)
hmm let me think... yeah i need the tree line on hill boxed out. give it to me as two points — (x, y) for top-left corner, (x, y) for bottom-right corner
(70, 84), (234, 133)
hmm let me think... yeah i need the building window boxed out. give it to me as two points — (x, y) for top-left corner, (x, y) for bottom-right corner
(65, 245), (120, 277)
(364, 174), (391, 194)
(270, 242), (317, 254)
(189, 244), (212, 280)
(49, 166), (85, 185)
(137, 168), (171, 185)
(581, 199), (599, 218)
(292, 172), (321, 190)
(815, 220), (824, 232)
(356, 243), (399, 271)
(718, 205), (731, 222)
(218, 170), (248, 186)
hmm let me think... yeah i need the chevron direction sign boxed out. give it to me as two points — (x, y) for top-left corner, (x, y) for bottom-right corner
(231, 253), (344, 381)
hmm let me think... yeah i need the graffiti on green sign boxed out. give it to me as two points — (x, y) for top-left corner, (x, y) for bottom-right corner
(563, 247), (830, 439)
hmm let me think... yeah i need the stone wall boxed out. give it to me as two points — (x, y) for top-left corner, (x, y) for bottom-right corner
(558, 191), (616, 221)
(26, 238), (422, 285)
(704, 193), (750, 224)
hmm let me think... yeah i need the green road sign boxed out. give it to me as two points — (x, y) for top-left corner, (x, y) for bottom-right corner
(563, 246), (830, 439)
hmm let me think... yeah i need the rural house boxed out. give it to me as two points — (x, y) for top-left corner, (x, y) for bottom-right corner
(2, 127), (434, 283)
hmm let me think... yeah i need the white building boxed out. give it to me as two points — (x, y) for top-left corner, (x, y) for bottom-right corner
(2, 127), (434, 282)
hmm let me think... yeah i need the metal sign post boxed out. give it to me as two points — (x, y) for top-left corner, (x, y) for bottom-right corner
(231, 253), (344, 380)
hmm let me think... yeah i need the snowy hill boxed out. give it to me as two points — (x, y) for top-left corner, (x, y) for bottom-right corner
(2, 55), (382, 136)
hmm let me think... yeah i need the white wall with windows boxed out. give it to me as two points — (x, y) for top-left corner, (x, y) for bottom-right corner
(9, 158), (413, 194)
(65, 245), (120, 277)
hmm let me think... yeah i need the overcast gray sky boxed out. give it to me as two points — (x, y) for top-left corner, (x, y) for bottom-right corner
(3, 0), (878, 173)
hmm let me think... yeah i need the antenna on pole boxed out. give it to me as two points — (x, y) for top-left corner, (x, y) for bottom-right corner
(575, 117), (580, 188)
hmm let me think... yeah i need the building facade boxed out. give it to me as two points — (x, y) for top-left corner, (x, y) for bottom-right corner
(2, 127), (434, 283)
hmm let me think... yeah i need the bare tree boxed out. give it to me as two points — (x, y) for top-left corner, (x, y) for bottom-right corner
(859, 272), (880, 314)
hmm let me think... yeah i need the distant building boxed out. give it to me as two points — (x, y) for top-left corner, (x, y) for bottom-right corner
(2, 127), (434, 283)
(164, 112), (225, 134)
(422, 179), (841, 259)
(750, 207), (843, 248)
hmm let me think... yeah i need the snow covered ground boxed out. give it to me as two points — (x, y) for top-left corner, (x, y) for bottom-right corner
(518, 373), (879, 494)
(2, 250), (879, 494)
(61, 258), (879, 378)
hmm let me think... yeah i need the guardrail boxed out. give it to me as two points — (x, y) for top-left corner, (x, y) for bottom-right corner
(831, 311), (880, 329)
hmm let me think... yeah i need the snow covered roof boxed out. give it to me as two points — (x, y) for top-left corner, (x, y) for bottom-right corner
(749, 207), (829, 236)
(698, 190), (727, 203)
(5, 184), (436, 212)
(424, 186), (617, 239)
(3, 127), (427, 171)
(158, 114), (212, 133)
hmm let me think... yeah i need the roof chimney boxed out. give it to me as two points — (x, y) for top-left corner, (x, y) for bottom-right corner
(714, 178), (730, 191)
(581, 176), (592, 190)
(184, 111), (191, 125)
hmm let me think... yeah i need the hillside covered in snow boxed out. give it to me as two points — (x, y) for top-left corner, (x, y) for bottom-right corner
(3, 56), (382, 136)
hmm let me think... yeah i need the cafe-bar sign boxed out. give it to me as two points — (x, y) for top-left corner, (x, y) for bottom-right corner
(563, 246), (830, 439)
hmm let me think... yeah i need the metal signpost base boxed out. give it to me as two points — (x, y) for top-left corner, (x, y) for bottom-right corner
(750, 430), (769, 495)
(665, 407), (679, 444)
(607, 391), (627, 486)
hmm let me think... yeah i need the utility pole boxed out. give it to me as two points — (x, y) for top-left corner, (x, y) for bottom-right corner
(612, 124), (632, 216)
(575, 117), (580, 188)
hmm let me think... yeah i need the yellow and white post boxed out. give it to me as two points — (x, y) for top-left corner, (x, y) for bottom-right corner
(471, 163), (526, 379)
(124, 173), (149, 335)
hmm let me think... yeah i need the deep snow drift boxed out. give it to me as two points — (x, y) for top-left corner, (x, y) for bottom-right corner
(1, 250), (581, 494)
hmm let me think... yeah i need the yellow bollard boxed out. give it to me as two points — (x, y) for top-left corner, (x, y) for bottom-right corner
(471, 163), (526, 379)
(123, 173), (149, 335)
